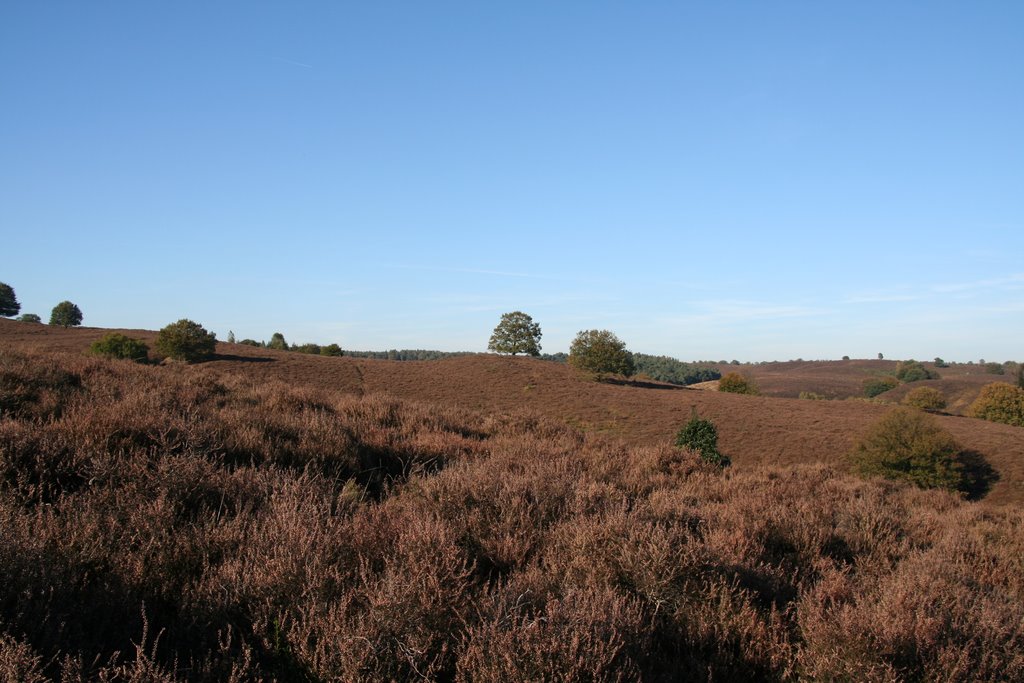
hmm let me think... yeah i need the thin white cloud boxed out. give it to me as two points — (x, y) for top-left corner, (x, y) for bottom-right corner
(931, 273), (1024, 294)
(275, 57), (313, 69)
(844, 293), (920, 304)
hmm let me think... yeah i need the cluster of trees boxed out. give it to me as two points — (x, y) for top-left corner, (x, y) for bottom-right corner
(345, 349), (470, 361)
(233, 332), (343, 357)
(718, 372), (759, 395)
(862, 359), (942, 398)
(488, 312), (716, 385)
(631, 353), (721, 386)
(1, 282), (83, 327)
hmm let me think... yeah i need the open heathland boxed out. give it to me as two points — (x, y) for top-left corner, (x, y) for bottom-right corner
(1, 320), (1023, 681)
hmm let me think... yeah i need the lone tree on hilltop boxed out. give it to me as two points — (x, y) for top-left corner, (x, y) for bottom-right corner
(568, 329), (634, 380)
(0, 282), (21, 317)
(49, 301), (82, 328)
(155, 319), (217, 362)
(488, 311), (542, 356)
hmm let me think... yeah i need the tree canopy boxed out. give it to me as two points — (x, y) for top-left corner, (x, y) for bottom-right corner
(568, 329), (634, 379)
(155, 319), (217, 362)
(0, 282), (20, 317)
(488, 311), (542, 356)
(49, 301), (82, 328)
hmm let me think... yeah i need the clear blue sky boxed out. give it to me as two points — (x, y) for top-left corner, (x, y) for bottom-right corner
(2, 2), (1021, 362)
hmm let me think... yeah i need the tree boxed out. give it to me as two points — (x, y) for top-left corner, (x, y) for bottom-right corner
(321, 343), (343, 357)
(568, 329), (634, 379)
(155, 319), (217, 362)
(16, 313), (41, 323)
(268, 332), (288, 351)
(0, 282), (20, 317)
(895, 360), (940, 383)
(863, 375), (899, 398)
(49, 301), (82, 328)
(878, 353), (884, 360)
(488, 311), (542, 356)
(227, 330), (236, 344)
(848, 407), (965, 491)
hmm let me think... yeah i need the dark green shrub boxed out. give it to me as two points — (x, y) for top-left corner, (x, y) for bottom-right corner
(718, 372), (758, 395)
(983, 362), (1005, 375)
(675, 410), (728, 466)
(239, 339), (262, 347)
(155, 319), (217, 362)
(89, 333), (149, 362)
(863, 375), (899, 398)
(849, 407), (965, 491)
(16, 313), (41, 323)
(842, 355), (850, 361)
(321, 343), (343, 357)
(294, 343), (322, 355)
(895, 360), (940, 382)
(902, 386), (946, 411)
(970, 382), (1024, 427)
(934, 357), (949, 368)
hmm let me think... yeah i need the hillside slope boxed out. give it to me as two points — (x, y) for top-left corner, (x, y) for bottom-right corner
(2, 319), (1022, 506)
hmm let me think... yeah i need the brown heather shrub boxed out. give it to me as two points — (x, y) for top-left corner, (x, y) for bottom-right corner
(1, 348), (1022, 681)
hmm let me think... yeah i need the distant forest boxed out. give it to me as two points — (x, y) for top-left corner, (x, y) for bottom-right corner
(541, 351), (720, 386)
(344, 349), (475, 361)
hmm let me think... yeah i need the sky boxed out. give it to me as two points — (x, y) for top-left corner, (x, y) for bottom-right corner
(2, 2), (1022, 362)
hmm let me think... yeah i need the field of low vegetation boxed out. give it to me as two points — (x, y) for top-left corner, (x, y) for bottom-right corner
(2, 342), (1023, 681)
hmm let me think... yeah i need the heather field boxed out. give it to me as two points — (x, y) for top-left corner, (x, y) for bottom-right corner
(1, 326), (1023, 681)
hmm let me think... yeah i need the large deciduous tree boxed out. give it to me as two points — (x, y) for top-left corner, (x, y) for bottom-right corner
(568, 329), (634, 379)
(49, 301), (83, 328)
(488, 311), (542, 356)
(0, 282), (20, 317)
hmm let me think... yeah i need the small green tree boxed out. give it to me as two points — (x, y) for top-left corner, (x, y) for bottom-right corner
(675, 409), (728, 466)
(849, 407), (965, 491)
(0, 282), (20, 317)
(268, 332), (288, 351)
(155, 319), (217, 362)
(16, 313), (41, 323)
(227, 330), (236, 344)
(718, 372), (759, 395)
(488, 311), (542, 356)
(902, 386), (946, 411)
(49, 301), (82, 328)
(90, 333), (149, 362)
(934, 357), (949, 368)
(969, 382), (1024, 427)
(863, 375), (899, 398)
(568, 329), (634, 379)
(878, 353), (884, 360)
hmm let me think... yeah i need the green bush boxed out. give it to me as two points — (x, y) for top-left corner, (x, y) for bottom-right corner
(863, 375), (899, 398)
(293, 343), (322, 355)
(969, 382), (1024, 427)
(675, 410), (728, 466)
(16, 313), (41, 323)
(902, 386), (946, 411)
(155, 319), (217, 362)
(320, 343), (343, 357)
(934, 357), (949, 368)
(718, 372), (758, 395)
(895, 360), (940, 382)
(848, 407), (965, 491)
(983, 362), (1005, 375)
(89, 333), (149, 362)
